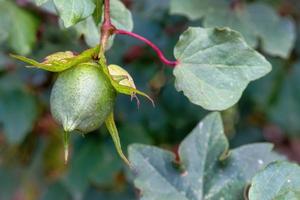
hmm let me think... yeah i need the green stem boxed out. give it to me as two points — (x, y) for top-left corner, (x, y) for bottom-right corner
(63, 131), (70, 164)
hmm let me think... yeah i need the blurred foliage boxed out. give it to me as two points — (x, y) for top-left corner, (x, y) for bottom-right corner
(0, 0), (300, 199)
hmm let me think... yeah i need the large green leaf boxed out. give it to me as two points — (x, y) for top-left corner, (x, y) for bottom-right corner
(249, 162), (300, 200)
(0, 89), (38, 144)
(0, 1), (39, 55)
(129, 112), (283, 200)
(173, 27), (271, 111)
(53, 0), (96, 28)
(76, 0), (133, 48)
(170, 1), (296, 58)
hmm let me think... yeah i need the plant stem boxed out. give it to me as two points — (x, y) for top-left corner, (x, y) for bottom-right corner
(98, 0), (178, 67)
(99, 0), (115, 57)
(115, 29), (178, 67)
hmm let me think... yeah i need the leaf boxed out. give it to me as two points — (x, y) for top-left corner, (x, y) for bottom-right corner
(35, 0), (48, 6)
(92, 0), (103, 25)
(0, 4), (10, 43)
(63, 139), (122, 197)
(249, 161), (300, 200)
(205, 2), (296, 58)
(76, 0), (133, 48)
(170, 0), (226, 20)
(170, 1), (296, 58)
(0, 167), (21, 200)
(74, 16), (100, 47)
(0, 89), (38, 144)
(105, 111), (130, 166)
(41, 182), (71, 200)
(11, 46), (98, 72)
(246, 3), (296, 58)
(0, 1), (39, 55)
(53, 0), (96, 28)
(109, 0), (133, 31)
(269, 61), (300, 136)
(173, 27), (271, 111)
(31, 0), (57, 14)
(203, 7), (258, 47)
(246, 58), (285, 109)
(129, 112), (283, 200)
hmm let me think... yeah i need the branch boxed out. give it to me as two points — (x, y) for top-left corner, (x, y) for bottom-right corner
(99, 0), (115, 57)
(115, 29), (178, 67)
(99, 0), (178, 67)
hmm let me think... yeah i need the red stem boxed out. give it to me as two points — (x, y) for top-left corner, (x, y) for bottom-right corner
(115, 29), (178, 67)
(99, 0), (115, 55)
(103, 0), (111, 24)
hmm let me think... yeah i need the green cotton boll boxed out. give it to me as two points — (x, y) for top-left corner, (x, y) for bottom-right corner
(50, 62), (116, 133)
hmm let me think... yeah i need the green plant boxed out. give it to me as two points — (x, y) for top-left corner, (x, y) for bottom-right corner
(1, 0), (300, 199)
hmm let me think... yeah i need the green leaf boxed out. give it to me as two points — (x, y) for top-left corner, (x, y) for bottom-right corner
(249, 162), (300, 200)
(31, 0), (57, 14)
(206, 2), (296, 58)
(11, 46), (98, 72)
(0, 4), (10, 43)
(92, 0), (103, 25)
(0, 1), (39, 55)
(53, 0), (96, 28)
(247, 3), (296, 58)
(170, 1), (296, 58)
(269, 61), (300, 136)
(35, 0), (49, 6)
(170, 0), (226, 20)
(0, 167), (20, 200)
(109, 0), (133, 31)
(173, 27), (271, 111)
(129, 112), (283, 200)
(203, 7), (258, 48)
(0, 89), (38, 144)
(63, 139), (122, 197)
(76, 0), (133, 48)
(75, 16), (100, 47)
(41, 182), (71, 200)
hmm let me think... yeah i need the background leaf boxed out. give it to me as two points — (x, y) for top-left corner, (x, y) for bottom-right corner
(53, 0), (96, 28)
(249, 161), (300, 200)
(62, 138), (123, 198)
(269, 61), (300, 136)
(75, 0), (133, 48)
(170, 0), (226, 21)
(35, 0), (49, 6)
(0, 1), (39, 55)
(170, 0), (296, 58)
(0, 88), (38, 144)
